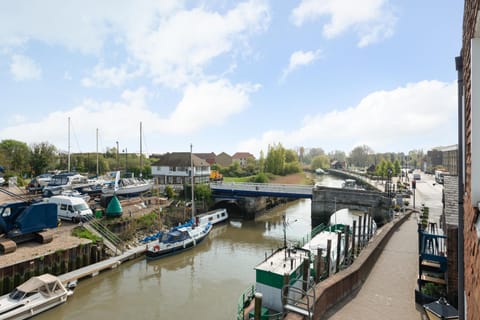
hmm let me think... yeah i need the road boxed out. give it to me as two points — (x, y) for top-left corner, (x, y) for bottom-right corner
(410, 170), (444, 227)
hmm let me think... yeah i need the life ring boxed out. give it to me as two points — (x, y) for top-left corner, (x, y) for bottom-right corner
(153, 245), (160, 252)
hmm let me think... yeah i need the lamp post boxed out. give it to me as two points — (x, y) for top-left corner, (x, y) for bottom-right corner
(116, 141), (119, 171)
(387, 168), (393, 198)
(123, 148), (128, 175)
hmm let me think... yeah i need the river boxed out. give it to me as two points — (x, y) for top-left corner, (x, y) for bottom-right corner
(37, 173), (343, 320)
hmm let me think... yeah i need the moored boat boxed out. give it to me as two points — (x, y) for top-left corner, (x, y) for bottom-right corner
(0, 274), (73, 320)
(196, 208), (228, 225)
(101, 177), (153, 197)
(145, 220), (212, 260)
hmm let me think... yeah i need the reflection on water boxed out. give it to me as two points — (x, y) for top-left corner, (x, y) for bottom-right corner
(36, 174), (343, 320)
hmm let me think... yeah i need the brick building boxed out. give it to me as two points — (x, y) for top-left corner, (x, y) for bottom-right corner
(460, 2), (480, 318)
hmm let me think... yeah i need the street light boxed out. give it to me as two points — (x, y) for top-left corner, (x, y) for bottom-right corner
(116, 141), (119, 171)
(387, 168), (393, 198)
(123, 148), (128, 175)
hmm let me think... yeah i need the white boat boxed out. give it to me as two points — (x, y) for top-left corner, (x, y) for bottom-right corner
(0, 274), (73, 320)
(42, 172), (97, 197)
(302, 228), (347, 276)
(145, 220), (212, 260)
(196, 208), (228, 225)
(102, 177), (153, 197)
(329, 208), (377, 236)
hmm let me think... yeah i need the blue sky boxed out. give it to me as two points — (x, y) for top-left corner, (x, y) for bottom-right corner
(0, 1), (462, 158)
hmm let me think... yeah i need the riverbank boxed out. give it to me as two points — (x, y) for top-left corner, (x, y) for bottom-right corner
(270, 172), (313, 185)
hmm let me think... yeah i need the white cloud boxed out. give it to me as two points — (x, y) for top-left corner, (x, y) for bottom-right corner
(127, 1), (270, 87)
(0, 80), (258, 151)
(290, 0), (396, 47)
(238, 80), (457, 155)
(280, 49), (322, 82)
(0, 1), (269, 87)
(0, 1), (181, 54)
(163, 80), (258, 132)
(10, 54), (42, 81)
(81, 63), (142, 88)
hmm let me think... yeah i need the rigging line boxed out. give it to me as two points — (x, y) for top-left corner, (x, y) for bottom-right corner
(70, 121), (83, 153)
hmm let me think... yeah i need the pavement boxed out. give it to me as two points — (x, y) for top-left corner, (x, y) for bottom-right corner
(325, 213), (427, 320)
(324, 171), (442, 320)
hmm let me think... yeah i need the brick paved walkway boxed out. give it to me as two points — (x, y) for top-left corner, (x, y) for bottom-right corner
(325, 214), (427, 320)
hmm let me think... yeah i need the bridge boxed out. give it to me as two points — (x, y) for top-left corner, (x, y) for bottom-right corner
(210, 179), (390, 224)
(210, 182), (313, 199)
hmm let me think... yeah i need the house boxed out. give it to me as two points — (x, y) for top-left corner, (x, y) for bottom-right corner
(151, 152), (210, 185)
(194, 152), (216, 165)
(330, 160), (345, 170)
(232, 152), (255, 168)
(216, 152), (232, 168)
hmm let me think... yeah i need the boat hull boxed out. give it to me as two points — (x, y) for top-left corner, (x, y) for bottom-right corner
(146, 224), (212, 261)
(0, 295), (68, 320)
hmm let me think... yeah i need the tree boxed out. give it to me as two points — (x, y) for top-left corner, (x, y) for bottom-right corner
(303, 147), (325, 164)
(328, 150), (346, 163)
(265, 143), (286, 175)
(393, 159), (401, 177)
(349, 145), (374, 168)
(311, 155), (330, 171)
(30, 142), (57, 176)
(0, 139), (31, 175)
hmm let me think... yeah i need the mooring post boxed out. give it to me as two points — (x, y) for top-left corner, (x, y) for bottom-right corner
(344, 225), (350, 265)
(352, 220), (357, 259)
(362, 212), (367, 246)
(357, 217), (362, 252)
(282, 273), (290, 306)
(254, 292), (263, 320)
(336, 231), (341, 273)
(367, 209), (372, 241)
(302, 257), (310, 294)
(326, 239), (332, 277)
(315, 248), (323, 283)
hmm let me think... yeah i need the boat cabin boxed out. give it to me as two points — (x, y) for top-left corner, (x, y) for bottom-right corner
(254, 247), (311, 312)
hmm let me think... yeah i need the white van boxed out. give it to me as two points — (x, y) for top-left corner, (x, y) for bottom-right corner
(48, 195), (93, 222)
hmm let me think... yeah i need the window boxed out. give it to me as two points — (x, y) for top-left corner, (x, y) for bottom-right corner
(60, 204), (67, 210)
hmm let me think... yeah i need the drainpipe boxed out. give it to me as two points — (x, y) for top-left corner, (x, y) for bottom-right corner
(455, 55), (464, 319)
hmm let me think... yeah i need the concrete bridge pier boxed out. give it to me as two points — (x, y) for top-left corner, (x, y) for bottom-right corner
(311, 186), (391, 227)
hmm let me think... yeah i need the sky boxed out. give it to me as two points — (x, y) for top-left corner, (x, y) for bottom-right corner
(0, 1), (463, 158)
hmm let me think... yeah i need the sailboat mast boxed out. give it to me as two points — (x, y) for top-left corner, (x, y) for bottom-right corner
(139, 122), (143, 177)
(190, 143), (195, 221)
(67, 117), (71, 172)
(96, 128), (99, 176)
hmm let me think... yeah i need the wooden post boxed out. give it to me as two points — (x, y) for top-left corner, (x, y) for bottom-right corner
(352, 220), (356, 260)
(344, 225), (350, 265)
(302, 257), (310, 293)
(282, 273), (290, 306)
(326, 239), (332, 277)
(367, 209), (372, 241)
(336, 231), (341, 273)
(357, 217), (362, 252)
(254, 292), (263, 320)
(315, 248), (323, 283)
(362, 212), (367, 247)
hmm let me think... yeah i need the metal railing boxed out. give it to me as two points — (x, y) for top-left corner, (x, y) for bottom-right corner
(83, 215), (125, 255)
(237, 284), (256, 320)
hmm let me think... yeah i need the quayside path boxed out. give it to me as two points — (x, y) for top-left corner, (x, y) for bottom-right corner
(324, 213), (426, 320)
